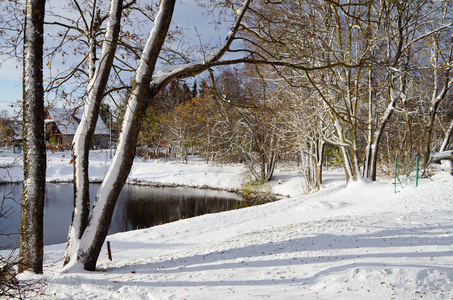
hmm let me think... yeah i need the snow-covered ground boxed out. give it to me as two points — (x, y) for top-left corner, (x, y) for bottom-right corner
(2, 149), (453, 299)
(0, 150), (306, 196)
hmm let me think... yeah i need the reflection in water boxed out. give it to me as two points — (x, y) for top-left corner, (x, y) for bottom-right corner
(0, 183), (244, 248)
(119, 187), (243, 230)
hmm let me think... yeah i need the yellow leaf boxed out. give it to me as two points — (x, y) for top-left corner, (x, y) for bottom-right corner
(46, 61), (50, 67)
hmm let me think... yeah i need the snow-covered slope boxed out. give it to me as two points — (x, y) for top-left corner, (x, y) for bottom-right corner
(2, 150), (453, 299)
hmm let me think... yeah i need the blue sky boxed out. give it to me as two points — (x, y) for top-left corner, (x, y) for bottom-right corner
(0, 0), (234, 116)
(0, 56), (22, 115)
(0, 79), (21, 113)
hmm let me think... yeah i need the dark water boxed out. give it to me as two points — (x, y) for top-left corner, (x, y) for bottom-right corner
(0, 183), (244, 249)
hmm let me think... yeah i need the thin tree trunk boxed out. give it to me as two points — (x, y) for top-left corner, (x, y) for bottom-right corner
(369, 85), (396, 181)
(332, 117), (354, 183)
(423, 84), (453, 167)
(65, 0), (251, 271)
(316, 138), (324, 188)
(423, 35), (453, 166)
(19, 0), (46, 274)
(364, 69), (373, 177)
(440, 119), (453, 152)
(241, 151), (262, 182)
(424, 103), (440, 167)
(64, 0), (123, 267)
(264, 151), (277, 182)
(350, 139), (360, 182)
(68, 0), (177, 270)
(78, 90), (152, 270)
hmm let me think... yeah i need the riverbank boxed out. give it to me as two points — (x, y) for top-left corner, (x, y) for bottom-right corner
(3, 149), (452, 299)
(0, 149), (307, 197)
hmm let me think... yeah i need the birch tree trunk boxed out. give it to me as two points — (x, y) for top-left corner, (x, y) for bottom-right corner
(440, 119), (453, 152)
(369, 88), (396, 181)
(424, 99), (441, 167)
(64, 0), (251, 271)
(66, 0), (176, 271)
(18, 0), (46, 274)
(367, 77), (400, 181)
(64, 0), (123, 266)
(330, 115), (356, 183)
(303, 136), (324, 191)
(316, 137), (324, 189)
(364, 69), (373, 178)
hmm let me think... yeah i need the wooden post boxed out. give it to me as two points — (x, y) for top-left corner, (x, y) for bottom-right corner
(416, 154), (419, 187)
(394, 157), (397, 194)
(107, 241), (112, 261)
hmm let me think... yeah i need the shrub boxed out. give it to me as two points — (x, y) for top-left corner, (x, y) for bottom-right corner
(240, 177), (275, 205)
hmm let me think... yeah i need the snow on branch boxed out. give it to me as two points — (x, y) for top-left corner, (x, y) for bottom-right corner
(151, 0), (251, 87)
(150, 0), (364, 92)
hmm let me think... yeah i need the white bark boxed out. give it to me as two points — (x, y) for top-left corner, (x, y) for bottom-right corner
(369, 81), (397, 181)
(65, 0), (251, 271)
(423, 34), (453, 165)
(64, 0), (123, 267)
(440, 119), (453, 152)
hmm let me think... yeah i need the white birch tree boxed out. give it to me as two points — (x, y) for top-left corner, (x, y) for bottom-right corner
(440, 119), (453, 152)
(64, 0), (124, 266)
(64, 0), (252, 271)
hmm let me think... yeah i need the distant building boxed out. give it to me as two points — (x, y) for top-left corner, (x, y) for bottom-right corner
(5, 122), (22, 151)
(10, 123), (22, 141)
(45, 108), (110, 150)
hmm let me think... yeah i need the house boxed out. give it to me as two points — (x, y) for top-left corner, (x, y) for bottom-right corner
(45, 108), (110, 150)
(8, 122), (22, 152)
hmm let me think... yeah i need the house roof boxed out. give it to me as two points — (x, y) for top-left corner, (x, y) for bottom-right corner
(46, 108), (110, 135)
(11, 123), (22, 140)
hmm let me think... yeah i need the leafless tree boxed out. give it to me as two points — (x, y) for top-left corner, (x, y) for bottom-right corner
(18, 0), (47, 274)
(240, 0), (453, 182)
(64, 0), (253, 271)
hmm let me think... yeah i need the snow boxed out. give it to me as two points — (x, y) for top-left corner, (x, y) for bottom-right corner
(65, 0), (123, 265)
(47, 108), (110, 136)
(0, 150), (254, 192)
(1, 150), (453, 299)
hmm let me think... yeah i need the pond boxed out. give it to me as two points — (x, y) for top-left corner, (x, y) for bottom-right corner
(0, 183), (245, 249)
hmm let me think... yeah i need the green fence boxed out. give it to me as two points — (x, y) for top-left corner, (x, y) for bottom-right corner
(394, 155), (419, 193)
